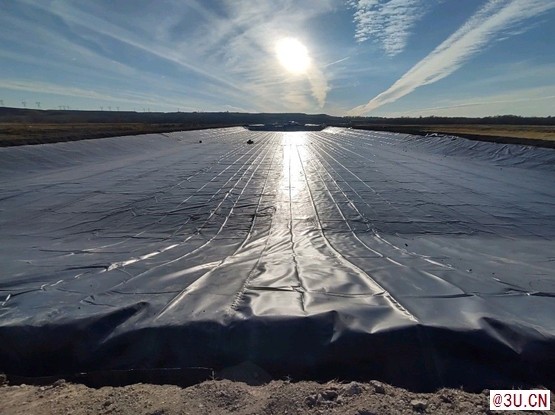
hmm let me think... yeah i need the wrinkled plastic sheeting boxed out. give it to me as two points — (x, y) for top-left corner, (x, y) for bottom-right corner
(1, 128), (555, 391)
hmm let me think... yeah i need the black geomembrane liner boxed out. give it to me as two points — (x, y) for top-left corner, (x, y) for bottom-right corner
(1, 127), (554, 391)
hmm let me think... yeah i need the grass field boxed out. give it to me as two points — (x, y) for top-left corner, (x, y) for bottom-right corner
(411, 124), (555, 140)
(0, 122), (239, 146)
(351, 124), (555, 148)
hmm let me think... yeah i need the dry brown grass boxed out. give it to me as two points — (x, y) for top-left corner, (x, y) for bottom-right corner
(351, 123), (555, 148)
(417, 124), (555, 141)
(0, 123), (236, 146)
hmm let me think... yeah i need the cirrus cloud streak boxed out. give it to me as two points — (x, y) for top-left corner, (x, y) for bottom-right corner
(349, 0), (555, 115)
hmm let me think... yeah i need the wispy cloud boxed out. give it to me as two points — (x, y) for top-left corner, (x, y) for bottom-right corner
(307, 68), (330, 107)
(29, 0), (241, 92)
(324, 56), (350, 68)
(348, 0), (430, 56)
(197, 0), (334, 110)
(349, 0), (555, 115)
(3, 1), (335, 112)
(0, 79), (203, 111)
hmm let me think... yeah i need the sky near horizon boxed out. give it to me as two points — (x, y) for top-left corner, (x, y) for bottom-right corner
(1, 0), (554, 117)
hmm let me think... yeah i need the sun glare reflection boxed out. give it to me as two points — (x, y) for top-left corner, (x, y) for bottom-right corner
(281, 132), (308, 200)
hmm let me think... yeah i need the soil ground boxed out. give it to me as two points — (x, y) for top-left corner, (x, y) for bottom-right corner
(3, 375), (552, 415)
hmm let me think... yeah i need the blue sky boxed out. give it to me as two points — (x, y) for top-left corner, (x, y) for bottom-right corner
(1, 0), (554, 117)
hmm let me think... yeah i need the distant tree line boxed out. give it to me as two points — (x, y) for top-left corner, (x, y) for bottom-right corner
(0, 107), (553, 126)
(0, 107), (345, 126)
(346, 114), (555, 125)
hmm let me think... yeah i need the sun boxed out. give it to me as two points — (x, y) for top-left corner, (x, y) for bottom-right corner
(275, 38), (311, 75)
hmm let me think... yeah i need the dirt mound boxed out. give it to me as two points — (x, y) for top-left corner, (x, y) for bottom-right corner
(1, 377), (532, 415)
